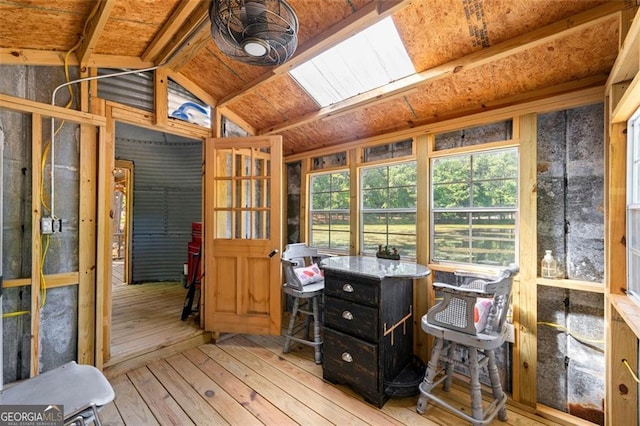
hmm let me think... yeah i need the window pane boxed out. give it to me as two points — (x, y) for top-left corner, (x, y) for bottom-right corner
(433, 212), (471, 263)
(630, 209), (640, 251)
(311, 174), (330, 193)
(472, 179), (517, 208)
(216, 180), (232, 208)
(331, 191), (350, 209)
(310, 212), (330, 229)
(471, 212), (516, 266)
(312, 192), (331, 210)
(473, 150), (518, 180)
(362, 167), (387, 189)
(363, 188), (387, 209)
(432, 156), (470, 184)
(389, 186), (416, 208)
(215, 211), (232, 238)
(433, 183), (470, 208)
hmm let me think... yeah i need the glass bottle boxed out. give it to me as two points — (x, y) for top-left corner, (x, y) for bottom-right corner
(541, 250), (557, 279)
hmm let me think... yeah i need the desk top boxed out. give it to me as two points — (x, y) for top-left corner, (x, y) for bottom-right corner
(320, 256), (430, 280)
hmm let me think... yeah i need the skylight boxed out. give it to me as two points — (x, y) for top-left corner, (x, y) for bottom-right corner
(289, 17), (415, 108)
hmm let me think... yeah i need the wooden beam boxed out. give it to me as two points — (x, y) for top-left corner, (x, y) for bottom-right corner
(3, 272), (80, 290)
(0, 93), (106, 126)
(147, 0), (208, 64)
(217, 0), (413, 107)
(166, 19), (211, 72)
(154, 68), (168, 127)
(607, 301), (639, 426)
(0, 49), (154, 68)
(606, 6), (640, 88)
(260, 1), (626, 135)
(77, 70), (98, 366)
(515, 113), (537, 407)
(77, 0), (116, 67)
(30, 113), (43, 377)
(95, 104), (114, 369)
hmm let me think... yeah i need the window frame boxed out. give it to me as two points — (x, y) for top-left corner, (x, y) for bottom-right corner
(627, 106), (640, 304)
(429, 146), (519, 268)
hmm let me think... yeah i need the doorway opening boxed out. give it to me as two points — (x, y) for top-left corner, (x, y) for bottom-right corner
(106, 122), (207, 368)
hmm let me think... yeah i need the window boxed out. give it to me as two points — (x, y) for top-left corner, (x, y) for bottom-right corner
(627, 107), (640, 303)
(289, 17), (414, 107)
(361, 162), (417, 259)
(309, 171), (350, 252)
(431, 148), (518, 266)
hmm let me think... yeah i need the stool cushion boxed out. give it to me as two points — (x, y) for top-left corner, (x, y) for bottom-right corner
(294, 263), (324, 285)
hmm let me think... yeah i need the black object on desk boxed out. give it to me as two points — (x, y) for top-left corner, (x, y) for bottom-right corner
(320, 256), (430, 407)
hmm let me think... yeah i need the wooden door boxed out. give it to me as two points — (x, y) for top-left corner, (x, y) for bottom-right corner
(203, 136), (282, 335)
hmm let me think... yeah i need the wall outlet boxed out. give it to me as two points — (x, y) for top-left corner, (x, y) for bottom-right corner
(504, 322), (515, 344)
(52, 218), (62, 233)
(41, 217), (54, 235)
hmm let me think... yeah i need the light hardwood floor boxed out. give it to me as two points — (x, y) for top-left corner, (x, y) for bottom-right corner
(107, 281), (208, 373)
(98, 334), (568, 426)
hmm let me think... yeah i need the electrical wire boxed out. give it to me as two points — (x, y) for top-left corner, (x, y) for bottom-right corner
(1, 3), (101, 320)
(537, 321), (604, 345)
(622, 359), (640, 384)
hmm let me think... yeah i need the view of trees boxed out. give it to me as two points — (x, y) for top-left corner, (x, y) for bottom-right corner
(307, 149), (518, 265)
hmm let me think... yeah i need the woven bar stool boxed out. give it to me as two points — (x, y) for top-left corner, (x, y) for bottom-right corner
(417, 265), (518, 426)
(281, 243), (328, 364)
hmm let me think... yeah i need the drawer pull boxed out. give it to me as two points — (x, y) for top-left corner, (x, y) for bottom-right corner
(342, 311), (353, 320)
(342, 283), (354, 293)
(341, 352), (353, 363)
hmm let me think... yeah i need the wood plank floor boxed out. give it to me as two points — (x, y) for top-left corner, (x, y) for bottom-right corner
(98, 334), (566, 426)
(107, 281), (208, 371)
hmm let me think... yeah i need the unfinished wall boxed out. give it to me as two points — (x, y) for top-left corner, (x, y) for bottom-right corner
(115, 123), (201, 283)
(1, 65), (79, 382)
(286, 161), (302, 244)
(536, 104), (605, 424)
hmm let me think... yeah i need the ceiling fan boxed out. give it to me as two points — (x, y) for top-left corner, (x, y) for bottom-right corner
(209, 0), (299, 66)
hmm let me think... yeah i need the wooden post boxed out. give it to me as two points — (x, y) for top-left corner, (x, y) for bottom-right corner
(515, 113), (537, 406)
(414, 133), (430, 361)
(77, 69), (98, 365)
(30, 113), (43, 377)
(95, 103), (114, 369)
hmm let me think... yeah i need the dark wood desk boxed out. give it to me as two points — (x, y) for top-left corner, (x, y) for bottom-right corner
(320, 256), (430, 407)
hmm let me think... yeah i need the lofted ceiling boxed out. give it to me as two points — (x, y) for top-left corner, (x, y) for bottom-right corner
(0, 0), (631, 155)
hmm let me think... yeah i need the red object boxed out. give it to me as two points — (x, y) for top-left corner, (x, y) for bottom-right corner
(187, 222), (202, 285)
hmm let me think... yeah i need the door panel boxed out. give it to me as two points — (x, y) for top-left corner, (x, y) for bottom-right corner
(204, 136), (282, 336)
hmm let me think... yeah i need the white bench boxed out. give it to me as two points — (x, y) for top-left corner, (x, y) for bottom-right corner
(0, 361), (115, 425)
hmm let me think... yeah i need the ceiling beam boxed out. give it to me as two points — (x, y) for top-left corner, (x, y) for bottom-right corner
(260, 1), (627, 135)
(165, 19), (212, 72)
(152, 1), (210, 66)
(216, 0), (414, 107)
(0, 49), (154, 68)
(142, 0), (203, 63)
(77, 0), (116, 67)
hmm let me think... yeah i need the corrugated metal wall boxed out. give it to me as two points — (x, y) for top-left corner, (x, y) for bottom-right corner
(115, 123), (201, 283)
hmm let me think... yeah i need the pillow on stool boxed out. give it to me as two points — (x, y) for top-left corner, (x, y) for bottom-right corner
(294, 263), (324, 286)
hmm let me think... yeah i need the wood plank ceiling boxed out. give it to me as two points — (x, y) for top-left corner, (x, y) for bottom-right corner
(0, 0), (628, 155)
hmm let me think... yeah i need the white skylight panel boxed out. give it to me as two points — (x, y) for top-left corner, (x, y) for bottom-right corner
(290, 17), (415, 108)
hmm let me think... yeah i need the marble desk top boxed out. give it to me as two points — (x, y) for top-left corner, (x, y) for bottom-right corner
(320, 256), (431, 280)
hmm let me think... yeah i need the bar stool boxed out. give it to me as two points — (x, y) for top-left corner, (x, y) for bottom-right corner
(417, 265), (518, 425)
(281, 243), (328, 364)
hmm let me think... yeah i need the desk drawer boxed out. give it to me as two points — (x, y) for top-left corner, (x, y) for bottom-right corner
(324, 273), (379, 306)
(324, 296), (378, 341)
(323, 328), (378, 394)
